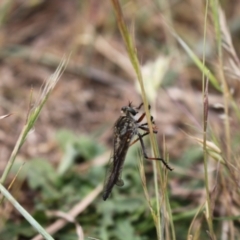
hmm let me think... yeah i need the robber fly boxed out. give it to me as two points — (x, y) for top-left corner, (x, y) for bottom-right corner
(102, 102), (172, 201)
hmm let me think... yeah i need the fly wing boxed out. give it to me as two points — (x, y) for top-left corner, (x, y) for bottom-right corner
(102, 129), (133, 201)
(102, 156), (125, 200)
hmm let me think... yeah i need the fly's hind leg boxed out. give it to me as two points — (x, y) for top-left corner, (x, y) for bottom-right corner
(130, 131), (151, 146)
(137, 133), (173, 171)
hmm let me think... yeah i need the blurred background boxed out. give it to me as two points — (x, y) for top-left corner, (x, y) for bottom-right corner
(0, 0), (240, 239)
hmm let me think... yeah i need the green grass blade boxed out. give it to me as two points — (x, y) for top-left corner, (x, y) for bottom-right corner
(0, 184), (54, 240)
(164, 22), (221, 92)
(0, 57), (68, 185)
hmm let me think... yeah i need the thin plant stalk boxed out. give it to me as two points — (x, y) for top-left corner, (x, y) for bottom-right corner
(152, 107), (165, 239)
(160, 15), (221, 92)
(201, 1), (215, 239)
(0, 0), (14, 26)
(0, 184), (54, 240)
(203, 81), (215, 237)
(162, 145), (175, 240)
(153, 160), (161, 238)
(210, 1), (233, 238)
(165, 192), (176, 240)
(138, 154), (158, 226)
(155, 0), (178, 56)
(110, 0), (169, 238)
(0, 57), (68, 185)
(187, 202), (205, 238)
(210, 0), (231, 164)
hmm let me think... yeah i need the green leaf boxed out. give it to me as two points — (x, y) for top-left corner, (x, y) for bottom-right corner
(25, 158), (60, 199)
(115, 220), (141, 240)
(177, 146), (203, 167)
(55, 129), (77, 150)
(57, 143), (79, 175)
(56, 129), (105, 175)
(0, 221), (35, 239)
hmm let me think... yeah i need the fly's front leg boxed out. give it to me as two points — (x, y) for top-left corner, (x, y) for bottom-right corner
(136, 102), (144, 110)
(136, 113), (155, 125)
(136, 103), (151, 110)
(136, 112), (146, 123)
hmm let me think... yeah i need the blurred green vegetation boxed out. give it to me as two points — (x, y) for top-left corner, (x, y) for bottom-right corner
(1, 0), (240, 239)
(1, 130), (171, 240)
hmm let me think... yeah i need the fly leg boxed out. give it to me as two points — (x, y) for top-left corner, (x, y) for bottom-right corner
(138, 125), (157, 132)
(136, 103), (151, 110)
(137, 133), (173, 171)
(129, 131), (151, 146)
(136, 111), (155, 125)
(136, 102), (144, 110)
(136, 113), (155, 124)
(129, 125), (158, 146)
(130, 119), (158, 147)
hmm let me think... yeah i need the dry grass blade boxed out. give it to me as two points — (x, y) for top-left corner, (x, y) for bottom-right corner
(0, 113), (12, 120)
(110, 1), (173, 238)
(7, 163), (25, 191)
(46, 211), (84, 240)
(110, 0), (155, 142)
(218, 6), (240, 121)
(219, 7), (240, 79)
(137, 155), (158, 225)
(31, 184), (102, 240)
(110, 1), (166, 238)
(159, 15), (221, 92)
(210, 0), (231, 168)
(0, 56), (69, 185)
(191, 137), (227, 166)
(202, 77), (215, 239)
(0, 0), (14, 25)
(187, 202), (205, 238)
(79, 34), (135, 79)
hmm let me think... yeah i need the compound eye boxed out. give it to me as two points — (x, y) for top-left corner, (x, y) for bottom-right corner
(130, 109), (137, 115)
